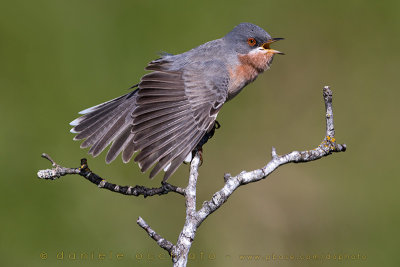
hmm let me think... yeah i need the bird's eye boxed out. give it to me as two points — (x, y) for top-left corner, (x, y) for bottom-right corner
(247, 37), (256, 47)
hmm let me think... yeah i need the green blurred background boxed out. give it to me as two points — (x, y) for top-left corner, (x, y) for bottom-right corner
(1, 0), (399, 266)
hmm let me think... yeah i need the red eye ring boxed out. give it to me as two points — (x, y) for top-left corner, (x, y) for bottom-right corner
(247, 37), (256, 47)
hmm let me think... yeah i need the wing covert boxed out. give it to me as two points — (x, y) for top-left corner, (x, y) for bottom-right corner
(132, 58), (229, 180)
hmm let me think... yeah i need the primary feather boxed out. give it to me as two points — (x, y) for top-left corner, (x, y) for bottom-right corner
(70, 42), (229, 180)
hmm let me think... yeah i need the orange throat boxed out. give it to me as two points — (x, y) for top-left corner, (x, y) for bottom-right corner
(227, 51), (274, 100)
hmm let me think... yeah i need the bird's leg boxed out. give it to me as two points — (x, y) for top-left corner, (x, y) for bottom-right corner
(197, 147), (203, 166)
(196, 120), (221, 149)
(188, 121), (221, 166)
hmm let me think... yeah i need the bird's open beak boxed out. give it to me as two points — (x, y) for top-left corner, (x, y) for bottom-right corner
(261, 38), (284, 55)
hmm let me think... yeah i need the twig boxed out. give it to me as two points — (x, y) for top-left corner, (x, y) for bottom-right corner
(137, 217), (174, 254)
(37, 154), (185, 197)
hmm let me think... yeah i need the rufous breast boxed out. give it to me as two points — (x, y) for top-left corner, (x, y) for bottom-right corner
(227, 50), (274, 100)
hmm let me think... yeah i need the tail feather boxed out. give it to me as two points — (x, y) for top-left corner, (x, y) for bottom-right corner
(89, 109), (131, 157)
(70, 89), (138, 162)
(72, 101), (122, 134)
(77, 94), (127, 115)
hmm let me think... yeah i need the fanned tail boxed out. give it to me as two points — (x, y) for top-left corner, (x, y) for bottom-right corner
(70, 89), (138, 163)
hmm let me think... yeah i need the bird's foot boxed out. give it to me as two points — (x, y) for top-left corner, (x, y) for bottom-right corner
(198, 148), (203, 166)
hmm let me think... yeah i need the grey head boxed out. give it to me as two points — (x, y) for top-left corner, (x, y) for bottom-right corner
(223, 23), (275, 54)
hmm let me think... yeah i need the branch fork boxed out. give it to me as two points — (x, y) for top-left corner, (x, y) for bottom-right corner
(37, 86), (346, 267)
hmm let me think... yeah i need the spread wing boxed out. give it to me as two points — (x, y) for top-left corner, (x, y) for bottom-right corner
(70, 57), (229, 181)
(133, 58), (229, 180)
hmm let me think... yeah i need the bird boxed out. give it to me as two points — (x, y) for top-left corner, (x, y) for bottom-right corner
(69, 22), (283, 181)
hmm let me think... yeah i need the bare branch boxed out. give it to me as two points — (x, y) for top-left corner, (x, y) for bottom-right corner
(37, 156), (184, 197)
(37, 153), (80, 179)
(168, 86), (347, 266)
(37, 85), (346, 267)
(137, 217), (174, 254)
(171, 154), (201, 266)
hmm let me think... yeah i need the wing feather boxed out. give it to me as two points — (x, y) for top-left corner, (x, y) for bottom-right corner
(121, 134), (137, 163)
(133, 121), (190, 151)
(135, 123), (197, 171)
(151, 129), (204, 179)
(69, 54), (229, 180)
(139, 80), (185, 90)
(131, 58), (229, 179)
(134, 101), (188, 116)
(132, 110), (188, 132)
(133, 104), (189, 125)
(132, 116), (188, 143)
(136, 95), (186, 105)
(106, 127), (134, 163)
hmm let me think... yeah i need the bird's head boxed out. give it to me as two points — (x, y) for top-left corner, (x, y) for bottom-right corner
(224, 23), (284, 55)
(224, 23), (284, 71)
